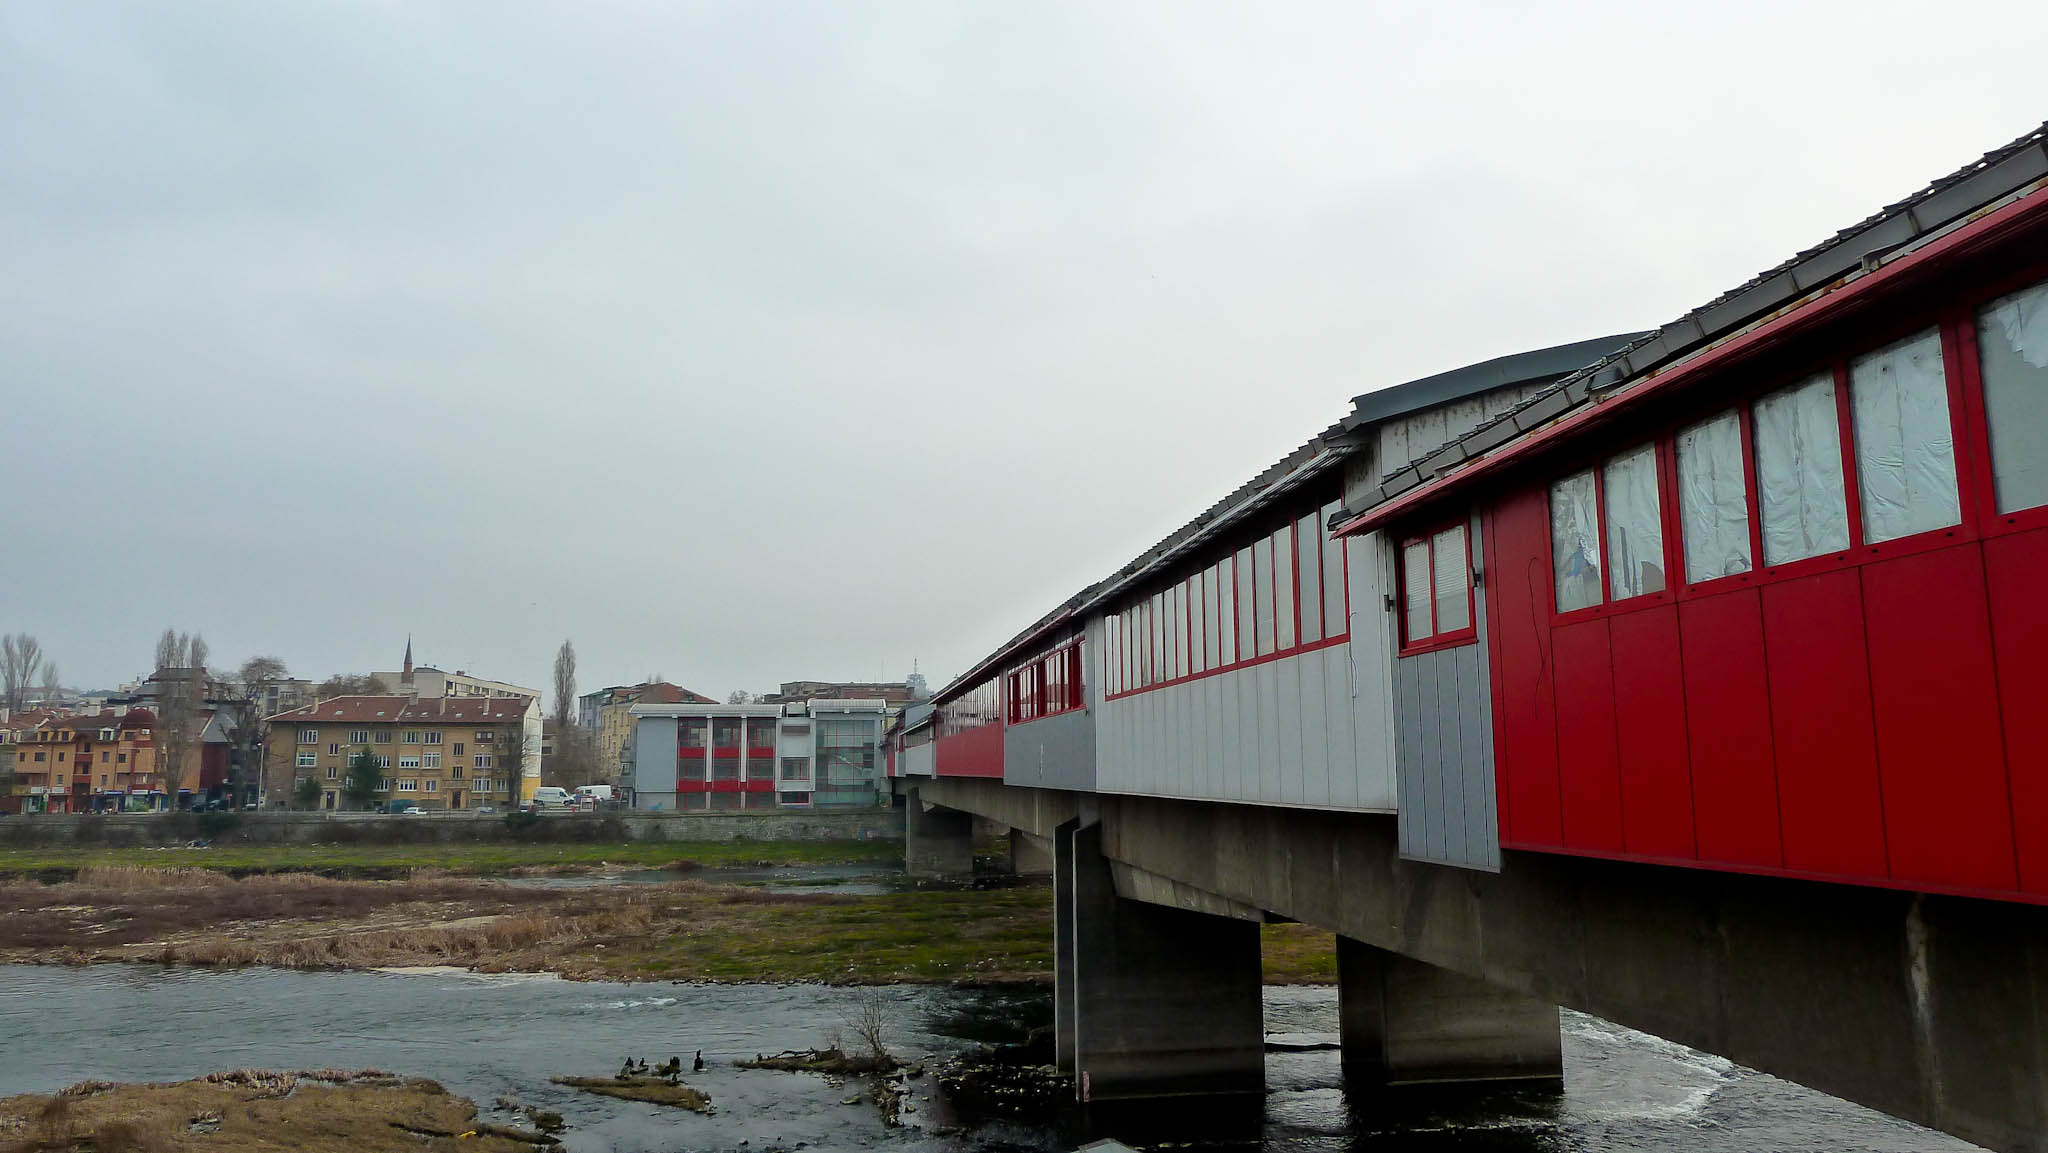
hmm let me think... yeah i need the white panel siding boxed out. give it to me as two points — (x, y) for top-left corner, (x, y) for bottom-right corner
(1092, 634), (1395, 813)
(902, 744), (935, 777)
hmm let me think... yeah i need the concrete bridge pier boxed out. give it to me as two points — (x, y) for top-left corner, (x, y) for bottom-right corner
(904, 789), (974, 876)
(1055, 820), (1265, 1102)
(1008, 829), (1054, 876)
(1338, 936), (1562, 1092)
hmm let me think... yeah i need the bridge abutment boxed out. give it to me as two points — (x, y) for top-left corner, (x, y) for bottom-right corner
(904, 790), (974, 876)
(1055, 820), (1265, 1102)
(1337, 935), (1562, 1091)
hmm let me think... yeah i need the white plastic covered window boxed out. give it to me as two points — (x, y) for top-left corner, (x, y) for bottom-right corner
(1550, 470), (1603, 612)
(1252, 538), (1275, 657)
(1753, 374), (1849, 566)
(1603, 445), (1666, 599)
(1432, 526), (1470, 632)
(1235, 545), (1256, 661)
(1320, 500), (1348, 638)
(1402, 541), (1432, 642)
(1219, 556), (1239, 666)
(1272, 526), (1296, 651)
(1978, 278), (2048, 514)
(1296, 513), (1323, 644)
(1203, 565), (1222, 671)
(1851, 328), (1958, 544)
(1675, 411), (1753, 583)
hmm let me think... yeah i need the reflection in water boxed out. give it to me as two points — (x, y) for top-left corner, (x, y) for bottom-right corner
(0, 967), (1982, 1152)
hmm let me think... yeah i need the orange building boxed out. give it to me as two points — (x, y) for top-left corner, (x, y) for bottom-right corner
(6, 710), (165, 813)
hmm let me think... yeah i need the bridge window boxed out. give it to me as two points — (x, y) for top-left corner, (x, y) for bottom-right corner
(1850, 328), (1958, 544)
(1252, 536), (1276, 656)
(1550, 471), (1603, 612)
(1297, 512), (1323, 644)
(1218, 557), (1239, 666)
(1603, 445), (1666, 599)
(1979, 277), (2048, 514)
(1204, 563), (1223, 670)
(1676, 411), (1754, 583)
(1007, 639), (1085, 723)
(1322, 500), (1349, 637)
(1753, 373), (1849, 566)
(1400, 522), (1477, 652)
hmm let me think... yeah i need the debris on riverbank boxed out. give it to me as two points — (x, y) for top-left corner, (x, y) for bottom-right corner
(549, 1075), (713, 1113)
(737, 1048), (900, 1076)
(0, 1069), (551, 1152)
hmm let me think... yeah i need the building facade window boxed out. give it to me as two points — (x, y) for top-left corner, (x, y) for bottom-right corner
(1978, 277), (2048, 513)
(296, 752), (317, 768)
(1602, 445), (1667, 600)
(402, 731), (421, 745)
(780, 757), (811, 782)
(1849, 328), (1958, 544)
(299, 729), (318, 745)
(399, 756), (420, 769)
(397, 779), (418, 792)
(1753, 373), (1850, 566)
(1400, 522), (1477, 651)
(1675, 411), (1753, 583)
(424, 731), (442, 745)
(350, 729), (369, 744)
(1550, 471), (1603, 612)
(422, 753), (440, 768)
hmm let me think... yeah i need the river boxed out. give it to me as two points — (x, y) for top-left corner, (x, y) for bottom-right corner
(0, 963), (1979, 1152)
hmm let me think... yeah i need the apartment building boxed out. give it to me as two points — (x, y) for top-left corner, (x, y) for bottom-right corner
(6, 709), (164, 813)
(374, 639), (541, 705)
(627, 698), (890, 811)
(265, 694), (541, 810)
(578, 681), (718, 780)
(758, 677), (928, 705)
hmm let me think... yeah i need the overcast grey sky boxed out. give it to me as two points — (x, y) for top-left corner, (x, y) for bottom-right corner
(3, 1), (2044, 705)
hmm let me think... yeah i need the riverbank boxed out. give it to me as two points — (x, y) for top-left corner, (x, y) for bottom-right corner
(0, 839), (904, 880)
(0, 866), (1340, 984)
(0, 1069), (555, 1153)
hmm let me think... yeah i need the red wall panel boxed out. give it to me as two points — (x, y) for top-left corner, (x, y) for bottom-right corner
(1678, 591), (1783, 869)
(934, 723), (1005, 778)
(1489, 490), (1562, 847)
(1862, 546), (2018, 892)
(1553, 618), (1624, 853)
(1760, 571), (1888, 879)
(1986, 528), (2048, 895)
(1609, 606), (1695, 860)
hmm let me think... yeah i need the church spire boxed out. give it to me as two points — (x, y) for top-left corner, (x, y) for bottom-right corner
(402, 636), (414, 686)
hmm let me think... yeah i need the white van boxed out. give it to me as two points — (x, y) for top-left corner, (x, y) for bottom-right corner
(528, 786), (573, 811)
(575, 784), (614, 803)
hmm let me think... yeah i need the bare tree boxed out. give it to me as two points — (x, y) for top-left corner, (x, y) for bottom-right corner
(37, 662), (60, 704)
(154, 628), (188, 674)
(552, 640), (577, 729)
(543, 724), (601, 790)
(727, 689), (755, 705)
(225, 656), (288, 806)
(151, 628), (209, 808)
(317, 673), (385, 697)
(1, 634), (43, 715)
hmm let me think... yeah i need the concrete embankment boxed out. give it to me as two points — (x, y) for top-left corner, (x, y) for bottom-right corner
(0, 808), (904, 848)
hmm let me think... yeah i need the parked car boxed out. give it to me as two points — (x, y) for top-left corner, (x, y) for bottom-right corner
(401, 806), (424, 816)
(529, 786), (573, 811)
(474, 804), (497, 815)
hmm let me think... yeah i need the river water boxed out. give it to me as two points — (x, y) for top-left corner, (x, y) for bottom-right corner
(0, 963), (1978, 1153)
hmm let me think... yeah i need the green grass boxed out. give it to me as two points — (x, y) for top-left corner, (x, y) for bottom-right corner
(0, 839), (905, 878)
(588, 886), (1058, 984)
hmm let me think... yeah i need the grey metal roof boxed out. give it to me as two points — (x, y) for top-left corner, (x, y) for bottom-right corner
(929, 335), (1638, 704)
(1343, 120), (2048, 523)
(1346, 332), (1647, 428)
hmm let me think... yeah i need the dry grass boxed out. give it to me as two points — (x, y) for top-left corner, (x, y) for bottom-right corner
(0, 1071), (547, 1153)
(548, 1076), (711, 1113)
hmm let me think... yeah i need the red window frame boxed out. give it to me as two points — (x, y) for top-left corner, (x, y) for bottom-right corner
(1397, 519), (1479, 655)
(1532, 269), (2048, 622)
(1006, 638), (1085, 726)
(1103, 495), (1354, 700)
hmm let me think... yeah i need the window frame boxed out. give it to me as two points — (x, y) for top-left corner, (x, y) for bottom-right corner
(1397, 518), (1480, 655)
(1536, 303), (2008, 622)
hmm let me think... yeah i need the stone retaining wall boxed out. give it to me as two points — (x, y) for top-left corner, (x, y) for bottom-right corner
(0, 808), (904, 848)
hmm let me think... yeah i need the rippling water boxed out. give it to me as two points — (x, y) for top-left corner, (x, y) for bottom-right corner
(0, 965), (1980, 1152)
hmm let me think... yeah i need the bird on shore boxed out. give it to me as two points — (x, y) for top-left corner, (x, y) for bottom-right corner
(616, 1059), (635, 1081)
(692, 1050), (705, 1073)
(652, 1057), (681, 1084)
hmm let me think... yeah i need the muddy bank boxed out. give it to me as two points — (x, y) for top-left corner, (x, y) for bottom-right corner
(0, 1069), (552, 1153)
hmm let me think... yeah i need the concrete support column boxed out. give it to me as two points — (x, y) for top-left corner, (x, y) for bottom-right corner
(1008, 829), (1055, 876)
(1338, 936), (1562, 1091)
(1056, 820), (1265, 1101)
(904, 790), (974, 876)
